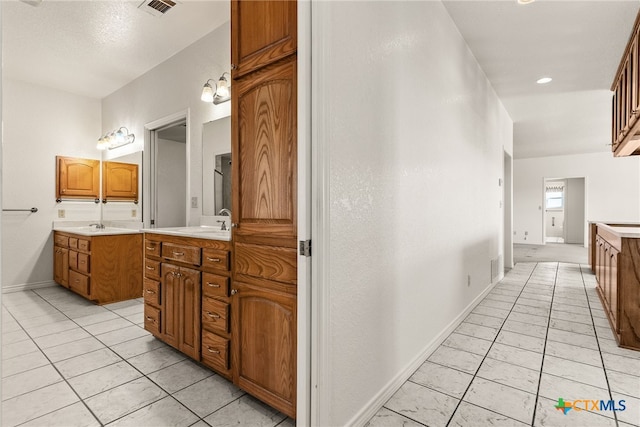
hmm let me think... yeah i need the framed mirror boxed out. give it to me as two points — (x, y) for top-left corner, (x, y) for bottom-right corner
(202, 116), (231, 216)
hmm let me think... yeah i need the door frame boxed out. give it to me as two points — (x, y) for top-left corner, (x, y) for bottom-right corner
(541, 176), (587, 246)
(143, 110), (190, 228)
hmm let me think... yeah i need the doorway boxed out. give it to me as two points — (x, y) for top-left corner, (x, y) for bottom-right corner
(145, 112), (189, 228)
(543, 177), (585, 245)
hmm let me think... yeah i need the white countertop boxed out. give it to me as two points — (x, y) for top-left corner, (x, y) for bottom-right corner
(53, 226), (143, 236)
(597, 223), (640, 238)
(141, 226), (231, 241)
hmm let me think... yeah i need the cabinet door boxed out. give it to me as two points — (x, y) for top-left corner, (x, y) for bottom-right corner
(232, 282), (296, 418)
(179, 266), (201, 360)
(233, 56), (297, 244)
(161, 263), (181, 348)
(231, 0), (296, 78)
(102, 161), (138, 202)
(56, 156), (100, 200)
(610, 249), (619, 330)
(54, 246), (69, 287)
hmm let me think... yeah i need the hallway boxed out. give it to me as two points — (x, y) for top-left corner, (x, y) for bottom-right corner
(368, 262), (639, 427)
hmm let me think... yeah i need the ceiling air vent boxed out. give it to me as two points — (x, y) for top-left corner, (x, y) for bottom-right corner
(138, 0), (176, 17)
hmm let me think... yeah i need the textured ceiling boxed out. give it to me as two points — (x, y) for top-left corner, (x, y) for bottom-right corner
(2, 0), (229, 99)
(443, 0), (639, 159)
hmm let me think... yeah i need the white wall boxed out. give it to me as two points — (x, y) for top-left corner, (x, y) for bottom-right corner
(101, 22), (231, 228)
(316, 2), (513, 425)
(514, 152), (640, 245)
(1, 79), (101, 290)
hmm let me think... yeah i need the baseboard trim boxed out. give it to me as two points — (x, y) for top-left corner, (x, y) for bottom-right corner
(2, 281), (57, 293)
(346, 276), (502, 427)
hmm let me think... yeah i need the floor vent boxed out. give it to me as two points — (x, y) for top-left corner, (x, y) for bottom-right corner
(138, 0), (176, 16)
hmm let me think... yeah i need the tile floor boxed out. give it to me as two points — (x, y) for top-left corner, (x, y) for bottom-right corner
(3, 262), (640, 426)
(367, 262), (640, 427)
(1, 287), (295, 427)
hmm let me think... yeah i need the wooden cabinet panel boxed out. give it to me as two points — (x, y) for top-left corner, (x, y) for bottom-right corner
(55, 234), (69, 247)
(202, 330), (230, 372)
(54, 246), (69, 287)
(162, 242), (201, 266)
(102, 161), (138, 202)
(610, 248), (619, 330)
(234, 243), (296, 285)
(232, 281), (296, 418)
(78, 239), (90, 252)
(231, 0), (297, 78)
(233, 57), (297, 244)
(179, 266), (201, 360)
(56, 156), (100, 200)
(69, 237), (78, 249)
(77, 253), (90, 274)
(161, 263), (181, 348)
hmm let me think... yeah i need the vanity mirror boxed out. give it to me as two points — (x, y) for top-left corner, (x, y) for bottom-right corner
(202, 116), (231, 216)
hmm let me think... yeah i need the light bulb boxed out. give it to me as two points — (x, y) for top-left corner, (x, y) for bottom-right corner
(216, 77), (230, 99)
(201, 82), (215, 102)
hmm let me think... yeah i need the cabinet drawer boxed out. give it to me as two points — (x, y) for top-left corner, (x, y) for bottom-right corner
(202, 297), (229, 333)
(78, 239), (90, 252)
(145, 240), (161, 258)
(69, 237), (78, 249)
(144, 304), (161, 336)
(143, 278), (161, 306)
(55, 234), (69, 247)
(162, 243), (201, 265)
(202, 273), (229, 298)
(202, 249), (230, 272)
(145, 259), (161, 280)
(201, 330), (229, 371)
(69, 270), (90, 296)
(77, 253), (90, 274)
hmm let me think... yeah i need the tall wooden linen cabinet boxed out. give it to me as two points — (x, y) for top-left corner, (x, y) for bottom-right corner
(230, 0), (298, 419)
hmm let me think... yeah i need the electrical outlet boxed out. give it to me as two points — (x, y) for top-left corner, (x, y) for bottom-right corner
(131, 209), (137, 218)
(525, 231), (528, 235)
(58, 209), (65, 218)
(191, 197), (198, 208)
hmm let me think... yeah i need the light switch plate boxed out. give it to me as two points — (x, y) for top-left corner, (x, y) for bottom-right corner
(58, 209), (65, 218)
(191, 197), (198, 208)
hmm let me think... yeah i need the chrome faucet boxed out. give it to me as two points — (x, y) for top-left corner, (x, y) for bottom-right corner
(218, 208), (231, 217)
(216, 220), (228, 231)
(89, 223), (105, 230)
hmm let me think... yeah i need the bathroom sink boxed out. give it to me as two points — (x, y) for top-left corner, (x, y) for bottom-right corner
(142, 226), (231, 241)
(53, 226), (141, 236)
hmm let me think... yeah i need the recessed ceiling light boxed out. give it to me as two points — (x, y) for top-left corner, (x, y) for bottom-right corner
(536, 77), (552, 84)
(518, 0), (535, 4)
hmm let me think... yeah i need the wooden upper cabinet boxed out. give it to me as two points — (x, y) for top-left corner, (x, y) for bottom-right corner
(611, 11), (640, 156)
(231, 0), (297, 78)
(56, 156), (100, 200)
(102, 161), (138, 203)
(232, 57), (297, 244)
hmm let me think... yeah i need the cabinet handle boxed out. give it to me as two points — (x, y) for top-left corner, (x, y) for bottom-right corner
(145, 316), (155, 323)
(206, 347), (220, 354)
(173, 252), (184, 256)
(145, 290), (155, 294)
(206, 257), (221, 262)
(146, 246), (156, 251)
(231, 289), (238, 295)
(146, 266), (155, 271)
(206, 311), (221, 319)
(80, 260), (85, 264)
(207, 282), (220, 288)
(74, 279), (80, 283)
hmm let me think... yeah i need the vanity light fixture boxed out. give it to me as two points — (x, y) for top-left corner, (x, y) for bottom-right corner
(97, 127), (135, 150)
(201, 72), (231, 105)
(536, 77), (552, 84)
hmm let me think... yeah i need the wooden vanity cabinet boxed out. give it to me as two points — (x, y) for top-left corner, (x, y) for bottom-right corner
(102, 161), (138, 203)
(56, 156), (100, 200)
(143, 233), (232, 378)
(53, 231), (143, 304)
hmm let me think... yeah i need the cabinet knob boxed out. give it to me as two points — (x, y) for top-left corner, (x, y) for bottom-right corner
(230, 64), (237, 70)
(231, 223), (238, 228)
(231, 289), (238, 295)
